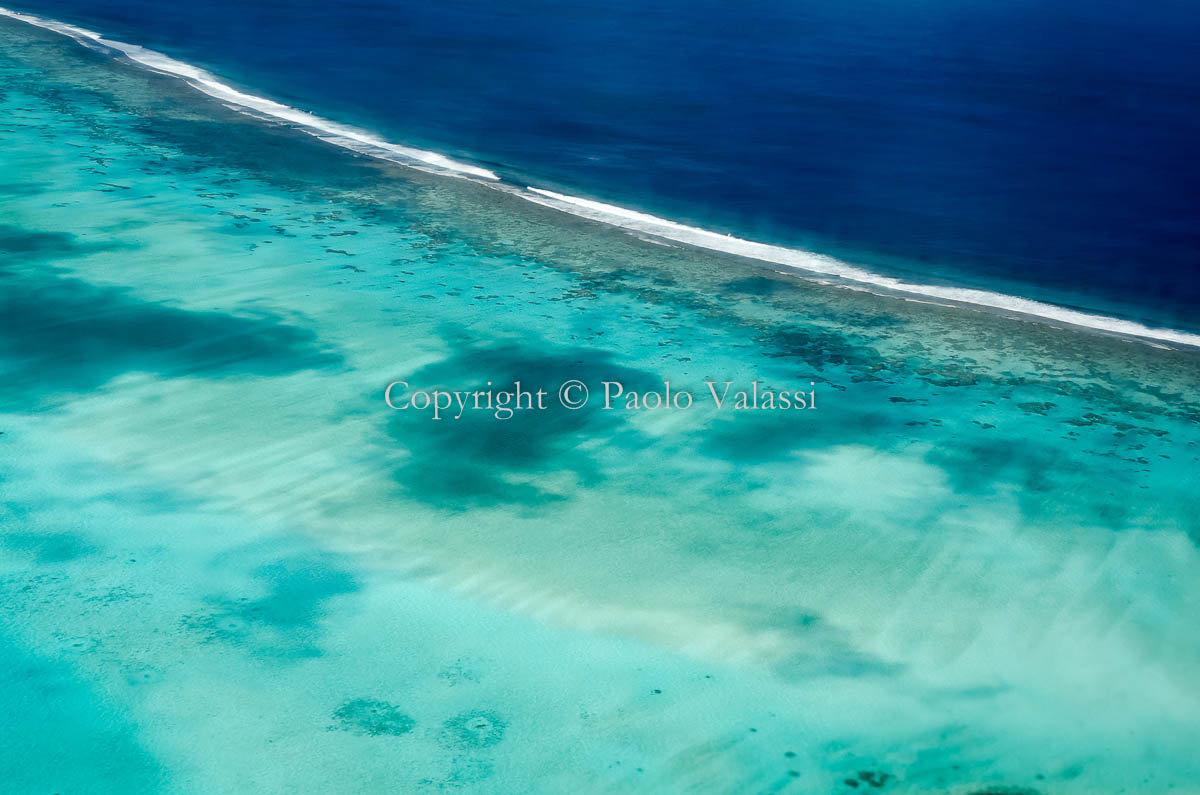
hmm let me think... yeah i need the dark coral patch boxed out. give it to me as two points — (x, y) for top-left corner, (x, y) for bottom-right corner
(0, 228), (341, 404)
(441, 710), (507, 749)
(332, 699), (416, 737)
(0, 530), (97, 563)
(182, 552), (357, 660)
(386, 335), (658, 508)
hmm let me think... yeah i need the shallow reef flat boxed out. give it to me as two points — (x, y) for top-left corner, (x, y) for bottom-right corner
(1, 17), (1199, 794)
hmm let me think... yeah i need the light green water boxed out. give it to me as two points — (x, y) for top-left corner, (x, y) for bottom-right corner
(1, 17), (1199, 794)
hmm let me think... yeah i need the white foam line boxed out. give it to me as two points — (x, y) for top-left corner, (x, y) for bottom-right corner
(523, 188), (1200, 349)
(0, 6), (499, 181)
(5, 5), (1198, 351)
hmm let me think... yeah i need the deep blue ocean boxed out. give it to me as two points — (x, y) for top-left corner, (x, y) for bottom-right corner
(11, 0), (1200, 329)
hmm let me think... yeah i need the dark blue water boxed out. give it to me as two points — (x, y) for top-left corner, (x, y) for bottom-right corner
(13, 0), (1200, 328)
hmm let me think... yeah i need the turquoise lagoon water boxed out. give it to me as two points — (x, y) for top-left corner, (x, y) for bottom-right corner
(2, 16), (1200, 794)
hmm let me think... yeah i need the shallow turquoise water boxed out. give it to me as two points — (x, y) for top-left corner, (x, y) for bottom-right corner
(2, 17), (1199, 794)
